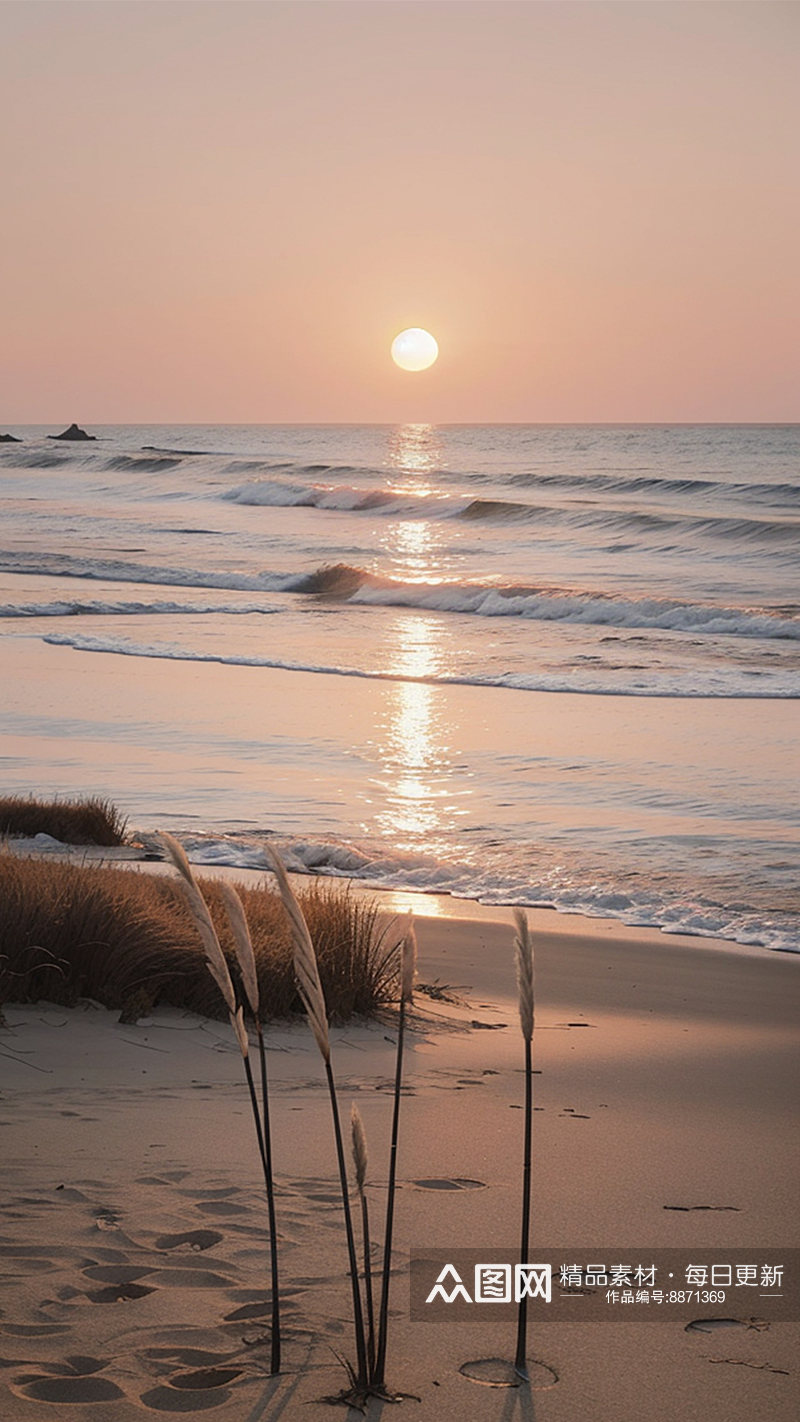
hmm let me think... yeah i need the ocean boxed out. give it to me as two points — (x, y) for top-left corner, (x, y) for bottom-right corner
(1, 422), (798, 952)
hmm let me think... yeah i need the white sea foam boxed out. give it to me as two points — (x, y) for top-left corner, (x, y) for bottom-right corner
(349, 580), (800, 640)
(0, 599), (281, 619)
(222, 477), (463, 518)
(39, 630), (799, 698)
(176, 833), (800, 955)
(0, 552), (297, 595)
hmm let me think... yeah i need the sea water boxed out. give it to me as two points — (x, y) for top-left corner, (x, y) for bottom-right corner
(1, 423), (797, 951)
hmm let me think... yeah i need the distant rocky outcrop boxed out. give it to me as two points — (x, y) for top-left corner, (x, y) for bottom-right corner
(0, 433), (22, 442)
(48, 423), (96, 441)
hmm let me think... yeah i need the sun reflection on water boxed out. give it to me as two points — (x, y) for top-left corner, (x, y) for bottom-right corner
(387, 423), (444, 487)
(365, 423), (471, 855)
(378, 424), (455, 585)
(372, 619), (464, 851)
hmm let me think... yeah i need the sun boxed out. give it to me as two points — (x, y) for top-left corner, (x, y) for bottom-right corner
(391, 328), (439, 372)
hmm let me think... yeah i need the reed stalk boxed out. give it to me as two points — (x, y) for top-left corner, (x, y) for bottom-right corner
(513, 908), (534, 1380)
(218, 881), (280, 1376)
(351, 1104), (376, 1379)
(267, 847), (368, 1390)
(373, 915), (416, 1388)
(159, 836), (281, 1373)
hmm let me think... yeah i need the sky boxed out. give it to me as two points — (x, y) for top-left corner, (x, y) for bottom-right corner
(1, 0), (798, 424)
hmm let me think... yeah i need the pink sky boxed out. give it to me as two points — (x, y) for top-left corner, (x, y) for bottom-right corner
(1, 1), (797, 423)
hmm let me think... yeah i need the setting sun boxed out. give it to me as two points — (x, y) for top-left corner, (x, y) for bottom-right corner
(391, 328), (439, 372)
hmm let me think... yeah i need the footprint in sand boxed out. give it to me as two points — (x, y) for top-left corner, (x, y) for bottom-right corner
(83, 1265), (153, 1283)
(223, 1301), (274, 1322)
(86, 1282), (157, 1303)
(140, 1380), (236, 1412)
(14, 1375), (126, 1403)
(170, 1367), (242, 1389)
(0, 1323), (71, 1338)
(194, 1201), (249, 1216)
(412, 1178), (487, 1191)
(148, 1269), (237, 1289)
(177, 1187), (240, 1200)
(155, 1230), (223, 1252)
(685, 1318), (767, 1334)
(664, 1204), (741, 1212)
(81, 1265), (157, 1303)
(460, 1357), (558, 1389)
(11, 1355), (125, 1404)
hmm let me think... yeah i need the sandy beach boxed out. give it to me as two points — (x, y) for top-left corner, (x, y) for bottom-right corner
(2, 891), (797, 1420)
(4, 0), (798, 1415)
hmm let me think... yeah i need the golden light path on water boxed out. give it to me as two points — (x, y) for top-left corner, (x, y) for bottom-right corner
(365, 426), (472, 866)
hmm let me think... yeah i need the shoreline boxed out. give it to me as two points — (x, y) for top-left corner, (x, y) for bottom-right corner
(6, 834), (796, 965)
(2, 634), (797, 956)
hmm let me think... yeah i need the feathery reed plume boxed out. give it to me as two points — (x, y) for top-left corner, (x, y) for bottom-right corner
(231, 1004), (250, 1058)
(159, 834), (236, 1015)
(266, 847), (330, 1062)
(373, 914), (414, 1388)
(400, 914), (417, 1005)
(351, 1104), (376, 1378)
(219, 880), (259, 1017)
(266, 846), (367, 1392)
(351, 1102), (368, 1190)
(514, 907), (534, 1043)
(218, 879), (280, 1376)
(513, 907), (535, 1379)
(159, 835), (281, 1374)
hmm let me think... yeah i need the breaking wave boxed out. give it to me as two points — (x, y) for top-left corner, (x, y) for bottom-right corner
(222, 476), (799, 548)
(104, 454), (184, 472)
(296, 564), (799, 641)
(1, 550), (797, 641)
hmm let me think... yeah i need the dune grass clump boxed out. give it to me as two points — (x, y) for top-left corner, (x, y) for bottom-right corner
(0, 853), (396, 1024)
(0, 794), (128, 846)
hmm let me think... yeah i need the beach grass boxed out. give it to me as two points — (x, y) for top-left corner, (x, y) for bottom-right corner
(0, 852), (397, 1022)
(0, 794), (128, 846)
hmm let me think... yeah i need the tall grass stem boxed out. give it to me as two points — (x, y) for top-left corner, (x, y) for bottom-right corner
(325, 1062), (369, 1386)
(351, 1104), (376, 1378)
(513, 908), (534, 1379)
(267, 845), (367, 1386)
(373, 994), (405, 1387)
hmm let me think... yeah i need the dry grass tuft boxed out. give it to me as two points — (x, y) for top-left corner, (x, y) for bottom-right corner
(0, 854), (398, 1022)
(0, 795), (127, 846)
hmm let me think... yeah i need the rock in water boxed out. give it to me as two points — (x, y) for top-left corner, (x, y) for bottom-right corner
(0, 432), (22, 442)
(48, 423), (96, 441)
